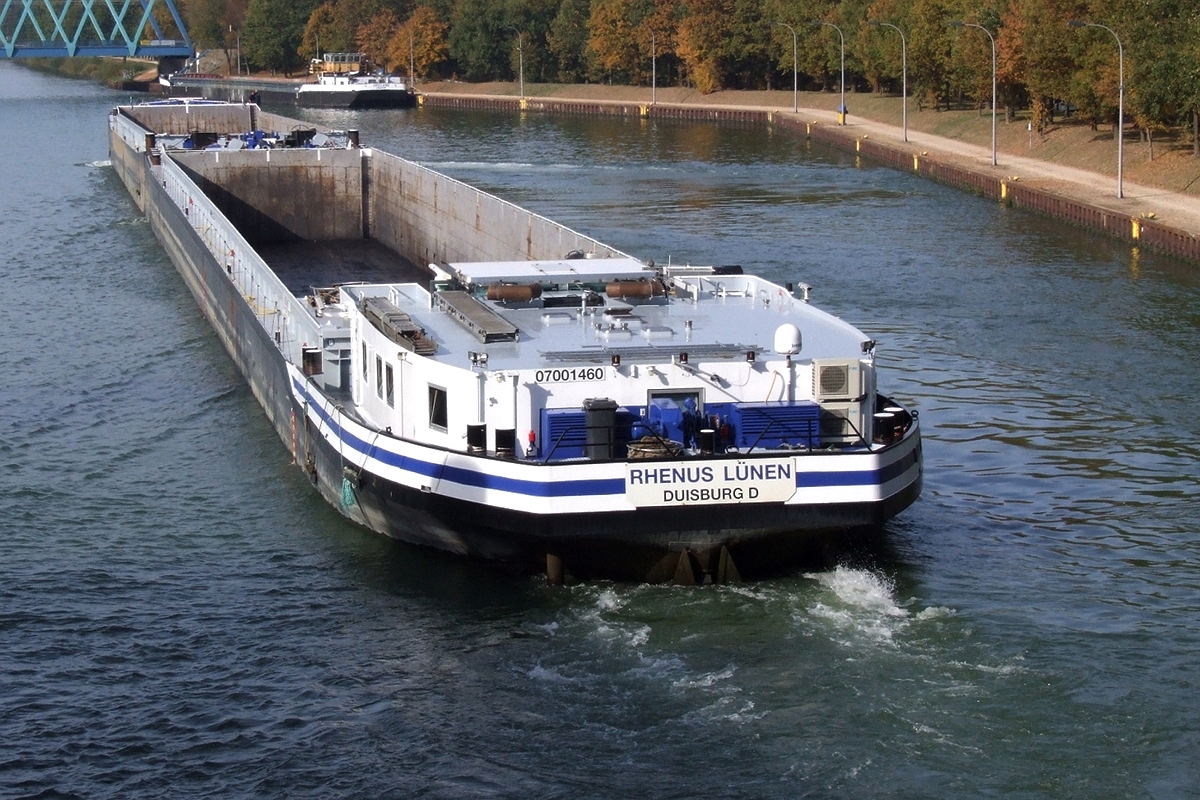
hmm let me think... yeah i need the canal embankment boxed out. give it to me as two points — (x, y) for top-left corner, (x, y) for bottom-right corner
(415, 83), (1200, 264)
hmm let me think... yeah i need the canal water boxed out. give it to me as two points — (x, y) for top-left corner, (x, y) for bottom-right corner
(3, 62), (1199, 798)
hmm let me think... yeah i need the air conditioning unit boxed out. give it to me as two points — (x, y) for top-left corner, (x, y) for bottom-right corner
(818, 402), (866, 446)
(812, 359), (863, 402)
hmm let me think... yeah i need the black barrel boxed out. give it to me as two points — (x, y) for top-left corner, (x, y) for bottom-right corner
(467, 423), (486, 453)
(495, 428), (516, 458)
(583, 398), (619, 460)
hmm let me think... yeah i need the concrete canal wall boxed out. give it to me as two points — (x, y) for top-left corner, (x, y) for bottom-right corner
(418, 92), (1200, 264)
(789, 118), (1200, 263)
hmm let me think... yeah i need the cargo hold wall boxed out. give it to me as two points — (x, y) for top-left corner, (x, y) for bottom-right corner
(124, 104), (255, 136)
(173, 149), (364, 244)
(366, 150), (630, 268)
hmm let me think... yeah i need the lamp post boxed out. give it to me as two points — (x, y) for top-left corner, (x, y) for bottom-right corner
(868, 21), (906, 142)
(950, 21), (996, 166)
(505, 27), (524, 99)
(771, 22), (798, 113)
(229, 25), (244, 75)
(651, 31), (656, 105)
(813, 21), (845, 125)
(1070, 20), (1124, 198)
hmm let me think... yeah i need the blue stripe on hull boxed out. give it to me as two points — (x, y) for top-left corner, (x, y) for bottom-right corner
(295, 378), (919, 501)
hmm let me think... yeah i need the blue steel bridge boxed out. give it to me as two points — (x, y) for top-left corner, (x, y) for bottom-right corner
(1, 0), (191, 59)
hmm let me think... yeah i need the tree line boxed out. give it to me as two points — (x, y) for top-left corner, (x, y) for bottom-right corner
(180, 0), (1200, 142)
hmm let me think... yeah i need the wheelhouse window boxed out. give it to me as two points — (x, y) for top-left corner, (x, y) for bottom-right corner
(385, 364), (394, 407)
(428, 385), (447, 431)
(362, 342), (368, 380)
(375, 356), (383, 398)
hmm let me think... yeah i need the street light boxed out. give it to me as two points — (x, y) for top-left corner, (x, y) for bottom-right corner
(868, 20), (907, 142)
(230, 24), (243, 75)
(651, 31), (656, 105)
(1070, 20), (1124, 198)
(505, 26), (524, 99)
(812, 21), (845, 125)
(771, 22), (798, 113)
(950, 21), (997, 166)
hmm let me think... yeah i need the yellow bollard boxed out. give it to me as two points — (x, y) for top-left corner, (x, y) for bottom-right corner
(1132, 218), (1141, 240)
(913, 154), (919, 171)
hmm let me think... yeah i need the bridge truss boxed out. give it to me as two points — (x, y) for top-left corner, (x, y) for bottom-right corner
(1, 0), (192, 59)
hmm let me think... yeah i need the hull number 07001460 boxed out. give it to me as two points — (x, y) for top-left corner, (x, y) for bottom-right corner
(534, 367), (606, 383)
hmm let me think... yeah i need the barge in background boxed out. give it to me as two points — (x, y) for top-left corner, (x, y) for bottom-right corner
(108, 101), (921, 584)
(296, 52), (416, 109)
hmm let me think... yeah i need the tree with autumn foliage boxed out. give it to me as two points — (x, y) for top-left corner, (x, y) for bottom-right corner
(995, 2), (1030, 122)
(204, 0), (1200, 152)
(358, 9), (401, 68)
(586, 0), (640, 83)
(300, 3), (338, 62)
(675, 0), (734, 93)
(388, 6), (450, 79)
(184, 0), (248, 73)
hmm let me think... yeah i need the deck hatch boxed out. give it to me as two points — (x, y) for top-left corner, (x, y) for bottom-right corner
(362, 296), (437, 355)
(436, 290), (519, 343)
(540, 344), (764, 364)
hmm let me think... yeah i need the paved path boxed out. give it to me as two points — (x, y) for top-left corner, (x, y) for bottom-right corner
(789, 106), (1200, 235)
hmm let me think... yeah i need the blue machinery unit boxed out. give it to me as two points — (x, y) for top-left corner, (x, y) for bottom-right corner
(1, 0), (191, 58)
(540, 399), (828, 461)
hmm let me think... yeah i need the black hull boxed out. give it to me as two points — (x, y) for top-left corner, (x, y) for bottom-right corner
(303, 408), (922, 582)
(297, 90), (416, 109)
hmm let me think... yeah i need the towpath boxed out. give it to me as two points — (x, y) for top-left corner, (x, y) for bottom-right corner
(800, 106), (1200, 235)
(418, 84), (1200, 241)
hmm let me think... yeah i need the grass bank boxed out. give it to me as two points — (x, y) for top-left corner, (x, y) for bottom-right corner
(23, 57), (157, 85)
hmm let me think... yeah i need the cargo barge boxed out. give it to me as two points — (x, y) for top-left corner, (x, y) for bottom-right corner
(108, 101), (921, 583)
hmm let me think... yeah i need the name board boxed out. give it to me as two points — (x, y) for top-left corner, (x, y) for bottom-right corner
(626, 458), (797, 507)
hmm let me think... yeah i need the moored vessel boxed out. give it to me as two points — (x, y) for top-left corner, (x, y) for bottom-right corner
(296, 52), (415, 109)
(108, 101), (921, 583)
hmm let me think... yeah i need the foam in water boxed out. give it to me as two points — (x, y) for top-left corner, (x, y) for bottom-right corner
(802, 566), (911, 644)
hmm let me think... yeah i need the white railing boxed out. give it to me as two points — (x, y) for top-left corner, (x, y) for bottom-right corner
(110, 109), (149, 152)
(159, 154), (321, 363)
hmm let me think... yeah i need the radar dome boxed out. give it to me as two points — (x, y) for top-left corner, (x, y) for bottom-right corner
(774, 323), (802, 355)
